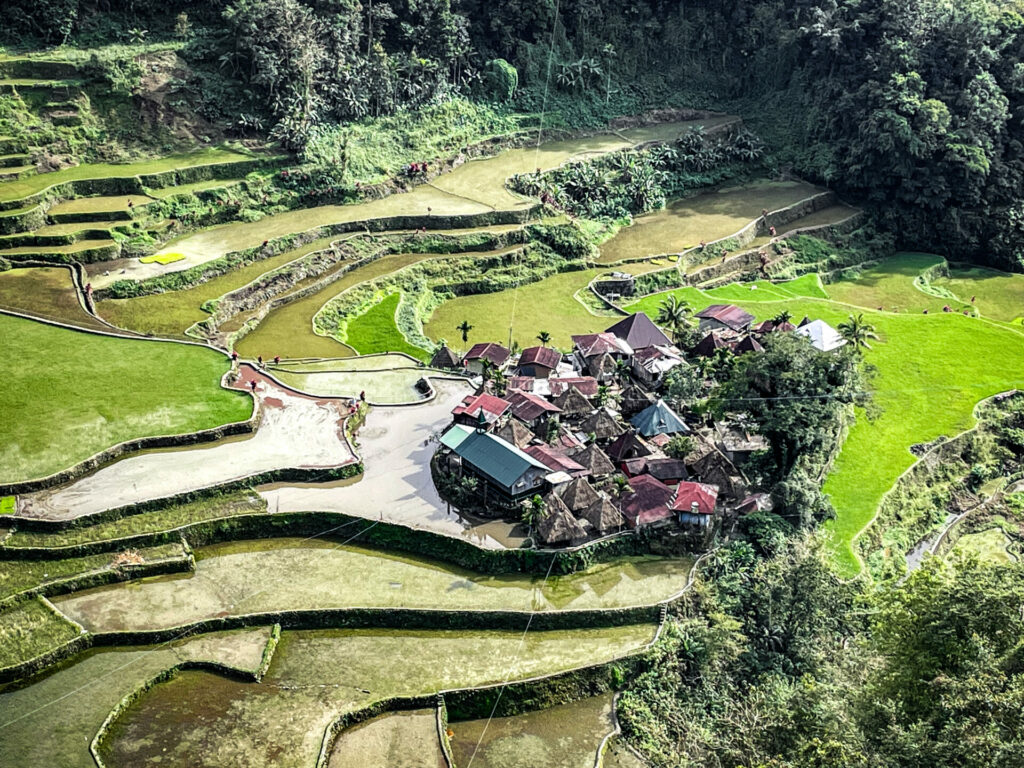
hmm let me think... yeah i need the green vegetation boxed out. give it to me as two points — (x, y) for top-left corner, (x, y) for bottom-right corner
(953, 528), (1016, 565)
(627, 253), (1024, 576)
(932, 265), (1024, 325)
(138, 251), (184, 265)
(0, 313), (251, 483)
(344, 293), (430, 361)
(0, 496), (14, 515)
(0, 542), (187, 600)
(4, 491), (266, 549)
(0, 596), (81, 670)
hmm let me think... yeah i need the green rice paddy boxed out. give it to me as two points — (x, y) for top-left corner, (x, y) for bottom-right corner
(626, 253), (1024, 576)
(952, 527), (1016, 564)
(0, 597), (81, 670)
(0, 313), (252, 483)
(53, 538), (692, 632)
(932, 265), (1024, 324)
(0, 266), (110, 330)
(344, 292), (431, 360)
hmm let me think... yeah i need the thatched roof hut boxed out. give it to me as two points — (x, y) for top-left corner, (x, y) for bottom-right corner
(580, 408), (624, 442)
(494, 418), (535, 450)
(553, 385), (593, 418)
(557, 477), (601, 512)
(536, 492), (587, 546)
(619, 384), (654, 417)
(581, 497), (626, 533)
(430, 345), (461, 369)
(570, 443), (617, 477)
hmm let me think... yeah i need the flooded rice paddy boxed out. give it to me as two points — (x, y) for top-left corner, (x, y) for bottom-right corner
(0, 265), (110, 331)
(94, 625), (655, 768)
(449, 693), (616, 768)
(328, 709), (445, 768)
(269, 355), (435, 404)
(0, 628), (274, 768)
(52, 537), (693, 633)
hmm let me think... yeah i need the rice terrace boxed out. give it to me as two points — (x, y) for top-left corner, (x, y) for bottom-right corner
(2, 2), (1024, 767)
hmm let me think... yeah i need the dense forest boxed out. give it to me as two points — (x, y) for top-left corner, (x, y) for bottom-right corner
(5, 0), (1024, 270)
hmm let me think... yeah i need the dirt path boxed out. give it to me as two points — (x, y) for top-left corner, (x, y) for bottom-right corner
(257, 378), (507, 547)
(20, 365), (357, 521)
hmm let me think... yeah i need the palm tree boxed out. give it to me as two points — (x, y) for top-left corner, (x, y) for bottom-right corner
(657, 294), (692, 342)
(536, 331), (552, 347)
(521, 494), (547, 537)
(838, 313), (880, 351)
(456, 320), (473, 344)
(772, 310), (793, 325)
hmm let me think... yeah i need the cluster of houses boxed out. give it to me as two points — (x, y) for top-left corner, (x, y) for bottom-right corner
(432, 308), (788, 550)
(694, 304), (847, 354)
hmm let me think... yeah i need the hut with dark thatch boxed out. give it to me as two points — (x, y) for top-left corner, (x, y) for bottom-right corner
(494, 417), (536, 450)
(430, 344), (461, 370)
(552, 385), (593, 419)
(618, 384), (654, 417)
(557, 476), (601, 513)
(536, 492), (587, 546)
(581, 497), (626, 534)
(570, 443), (617, 477)
(580, 408), (625, 443)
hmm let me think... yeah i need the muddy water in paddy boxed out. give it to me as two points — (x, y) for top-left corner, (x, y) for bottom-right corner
(95, 119), (729, 287)
(95, 625), (656, 768)
(328, 709), (445, 768)
(0, 265), (111, 331)
(449, 693), (617, 768)
(597, 180), (823, 264)
(19, 369), (354, 521)
(0, 628), (273, 768)
(53, 537), (694, 633)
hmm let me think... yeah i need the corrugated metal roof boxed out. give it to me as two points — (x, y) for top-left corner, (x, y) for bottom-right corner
(440, 423), (474, 450)
(451, 430), (547, 490)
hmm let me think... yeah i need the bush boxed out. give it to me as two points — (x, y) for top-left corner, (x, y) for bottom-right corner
(483, 59), (519, 102)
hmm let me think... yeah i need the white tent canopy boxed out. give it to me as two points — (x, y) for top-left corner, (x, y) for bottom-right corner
(795, 319), (847, 352)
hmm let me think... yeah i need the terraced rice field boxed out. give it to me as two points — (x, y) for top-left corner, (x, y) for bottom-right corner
(0, 628), (275, 768)
(94, 625), (655, 768)
(271, 355), (433, 403)
(328, 709), (445, 768)
(627, 253), (1024, 576)
(0, 147), (254, 201)
(952, 527), (1017, 563)
(344, 293), (430, 359)
(449, 693), (617, 768)
(52, 539), (692, 632)
(596, 180), (823, 264)
(0, 313), (251, 484)
(0, 265), (110, 330)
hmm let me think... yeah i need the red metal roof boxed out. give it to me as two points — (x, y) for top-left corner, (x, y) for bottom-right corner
(518, 346), (562, 370)
(525, 444), (587, 475)
(507, 391), (561, 422)
(571, 332), (632, 358)
(464, 342), (511, 366)
(548, 377), (599, 398)
(621, 474), (675, 528)
(670, 481), (719, 515)
(452, 393), (511, 422)
(695, 304), (755, 331)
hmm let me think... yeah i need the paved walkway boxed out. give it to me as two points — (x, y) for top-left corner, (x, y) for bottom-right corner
(20, 366), (357, 520)
(259, 378), (510, 548)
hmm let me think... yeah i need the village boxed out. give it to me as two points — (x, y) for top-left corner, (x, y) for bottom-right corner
(429, 304), (847, 550)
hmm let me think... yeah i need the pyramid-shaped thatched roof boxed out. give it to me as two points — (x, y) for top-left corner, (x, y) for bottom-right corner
(693, 332), (729, 357)
(734, 335), (764, 354)
(494, 417), (535, 450)
(580, 408), (625, 442)
(536, 492), (587, 546)
(430, 345), (461, 369)
(594, 353), (617, 376)
(581, 497), (626, 533)
(606, 429), (652, 462)
(558, 477), (601, 512)
(619, 384), (654, 417)
(570, 443), (617, 476)
(553, 385), (592, 417)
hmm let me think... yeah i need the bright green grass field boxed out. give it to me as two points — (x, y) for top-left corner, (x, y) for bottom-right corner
(933, 265), (1024, 324)
(0, 314), (252, 483)
(627, 254), (1024, 577)
(344, 293), (430, 361)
